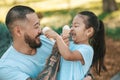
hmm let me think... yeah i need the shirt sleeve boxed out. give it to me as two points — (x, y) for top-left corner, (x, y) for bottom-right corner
(77, 45), (93, 72)
(0, 66), (30, 80)
(40, 35), (54, 46)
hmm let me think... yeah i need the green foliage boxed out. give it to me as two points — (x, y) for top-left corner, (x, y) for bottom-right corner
(51, 26), (62, 34)
(42, 7), (82, 18)
(44, 8), (120, 41)
(98, 12), (111, 20)
(0, 0), (119, 58)
(42, 9), (70, 17)
(0, 23), (11, 58)
(106, 27), (120, 40)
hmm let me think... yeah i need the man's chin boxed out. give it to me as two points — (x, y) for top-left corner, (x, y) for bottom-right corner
(30, 40), (42, 49)
(38, 42), (42, 48)
(36, 40), (42, 48)
(31, 43), (42, 49)
(36, 40), (41, 46)
(36, 37), (40, 42)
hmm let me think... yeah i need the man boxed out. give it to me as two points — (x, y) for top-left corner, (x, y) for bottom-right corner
(0, 5), (55, 80)
(0, 5), (93, 80)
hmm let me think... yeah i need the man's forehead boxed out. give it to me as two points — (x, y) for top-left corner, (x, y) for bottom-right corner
(26, 13), (39, 21)
(26, 13), (37, 18)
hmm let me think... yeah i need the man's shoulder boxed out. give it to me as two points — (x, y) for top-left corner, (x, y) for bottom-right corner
(40, 35), (54, 44)
(0, 45), (14, 59)
(0, 64), (29, 80)
(0, 45), (21, 66)
(40, 35), (54, 48)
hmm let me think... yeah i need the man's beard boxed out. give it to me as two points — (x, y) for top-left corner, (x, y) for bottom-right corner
(24, 33), (42, 49)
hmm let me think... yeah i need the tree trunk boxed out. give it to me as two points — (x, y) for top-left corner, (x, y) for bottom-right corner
(103, 0), (118, 12)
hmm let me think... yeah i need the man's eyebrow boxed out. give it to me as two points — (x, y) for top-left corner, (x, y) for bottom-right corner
(34, 22), (40, 26)
(33, 19), (40, 26)
(72, 22), (80, 25)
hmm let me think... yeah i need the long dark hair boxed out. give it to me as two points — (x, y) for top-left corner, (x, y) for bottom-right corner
(78, 11), (107, 75)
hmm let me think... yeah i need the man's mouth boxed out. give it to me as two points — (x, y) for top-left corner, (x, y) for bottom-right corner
(36, 33), (42, 38)
(71, 33), (76, 37)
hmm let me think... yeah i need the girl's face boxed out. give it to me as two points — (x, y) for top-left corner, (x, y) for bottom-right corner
(71, 14), (89, 44)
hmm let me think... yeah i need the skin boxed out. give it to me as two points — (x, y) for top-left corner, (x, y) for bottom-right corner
(10, 12), (93, 80)
(84, 76), (92, 80)
(45, 14), (94, 64)
(12, 13), (41, 55)
(71, 15), (89, 44)
(7, 12), (70, 80)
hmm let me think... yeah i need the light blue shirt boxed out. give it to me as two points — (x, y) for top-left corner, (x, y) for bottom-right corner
(57, 42), (94, 80)
(0, 35), (54, 80)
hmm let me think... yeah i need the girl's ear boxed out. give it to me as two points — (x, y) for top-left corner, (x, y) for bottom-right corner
(86, 27), (94, 38)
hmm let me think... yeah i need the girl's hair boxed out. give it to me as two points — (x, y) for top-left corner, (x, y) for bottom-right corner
(78, 11), (107, 75)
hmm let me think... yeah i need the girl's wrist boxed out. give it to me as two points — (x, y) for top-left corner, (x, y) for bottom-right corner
(55, 35), (62, 41)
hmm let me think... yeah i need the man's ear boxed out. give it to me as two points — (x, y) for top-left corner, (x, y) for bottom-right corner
(13, 26), (22, 37)
(86, 27), (94, 38)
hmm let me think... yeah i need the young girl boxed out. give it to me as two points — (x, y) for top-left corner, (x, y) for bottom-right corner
(45, 11), (106, 80)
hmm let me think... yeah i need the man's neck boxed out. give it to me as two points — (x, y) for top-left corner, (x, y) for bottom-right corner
(13, 41), (36, 55)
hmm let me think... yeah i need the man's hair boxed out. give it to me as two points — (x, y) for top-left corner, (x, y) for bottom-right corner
(5, 5), (35, 33)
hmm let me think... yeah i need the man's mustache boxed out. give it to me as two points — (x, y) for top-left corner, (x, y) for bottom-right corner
(36, 33), (41, 38)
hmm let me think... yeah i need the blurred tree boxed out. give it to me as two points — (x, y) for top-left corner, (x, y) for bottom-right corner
(0, 23), (11, 58)
(3, 0), (17, 5)
(66, 0), (71, 10)
(103, 0), (118, 12)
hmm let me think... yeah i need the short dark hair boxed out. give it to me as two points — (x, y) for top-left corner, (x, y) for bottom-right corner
(5, 5), (35, 32)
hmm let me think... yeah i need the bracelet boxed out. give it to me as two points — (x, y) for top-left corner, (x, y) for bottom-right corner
(87, 73), (95, 80)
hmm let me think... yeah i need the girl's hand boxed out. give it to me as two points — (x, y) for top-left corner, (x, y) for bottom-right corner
(45, 28), (70, 46)
(45, 29), (59, 40)
(61, 34), (70, 46)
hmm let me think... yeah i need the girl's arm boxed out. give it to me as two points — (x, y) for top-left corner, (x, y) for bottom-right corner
(45, 30), (84, 64)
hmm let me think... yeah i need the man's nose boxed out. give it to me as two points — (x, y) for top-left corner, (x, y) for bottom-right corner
(70, 27), (74, 31)
(38, 27), (42, 34)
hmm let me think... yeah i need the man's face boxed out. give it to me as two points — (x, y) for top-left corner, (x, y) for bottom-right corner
(24, 32), (41, 49)
(23, 13), (42, 49)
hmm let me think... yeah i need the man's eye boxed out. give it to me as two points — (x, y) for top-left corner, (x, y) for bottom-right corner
(35, 26), (39, 29)
(74, 26), (78, 28)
